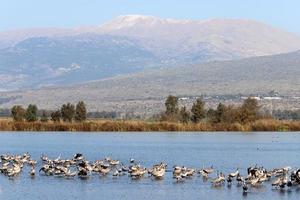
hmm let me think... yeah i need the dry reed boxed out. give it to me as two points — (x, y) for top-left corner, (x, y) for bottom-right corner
(0, 118), (299, 132)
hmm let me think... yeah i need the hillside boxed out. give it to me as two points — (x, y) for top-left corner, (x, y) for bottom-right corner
(1, 15), (300, 91)
(98, 16), (300, 59)
(1, 51), (299, 114)
(0, 34), (157, 90)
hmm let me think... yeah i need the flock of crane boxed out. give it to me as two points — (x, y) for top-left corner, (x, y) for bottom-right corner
(1, 152), (300, 194)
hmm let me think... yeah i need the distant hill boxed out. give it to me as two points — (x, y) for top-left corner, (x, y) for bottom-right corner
(0, 34), (157, 90)
(1, 15), (300, 91)
(1, 50), (299, 112)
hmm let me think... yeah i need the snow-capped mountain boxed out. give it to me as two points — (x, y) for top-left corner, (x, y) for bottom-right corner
(0, 15), (300, 91)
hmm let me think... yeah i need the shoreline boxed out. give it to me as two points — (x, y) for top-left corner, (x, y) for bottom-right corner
(0, 118), (299, 132)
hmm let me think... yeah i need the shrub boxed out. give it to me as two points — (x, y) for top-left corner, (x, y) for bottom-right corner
(40, 111), (48, 122)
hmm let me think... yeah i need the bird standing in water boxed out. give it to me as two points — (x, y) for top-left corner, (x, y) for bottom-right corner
(242, 182), (248, 194)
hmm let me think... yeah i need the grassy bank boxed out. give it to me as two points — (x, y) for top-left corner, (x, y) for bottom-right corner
(0, 118), (299, 132)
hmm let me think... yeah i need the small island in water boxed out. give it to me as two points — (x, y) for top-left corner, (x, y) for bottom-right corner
(0, 96), (299, 132)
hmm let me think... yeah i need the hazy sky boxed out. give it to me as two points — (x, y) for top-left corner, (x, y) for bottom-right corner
(1, 0), (299, 34)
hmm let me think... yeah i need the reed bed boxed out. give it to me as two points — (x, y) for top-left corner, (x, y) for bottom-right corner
(0, 118), (299, 132)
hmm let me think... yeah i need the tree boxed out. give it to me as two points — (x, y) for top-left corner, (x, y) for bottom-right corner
(179, 106), (190, 123)
(222, 105), (239, 124)
(207, 104), (237, 124)
(40, 111), (48, 122)
(215, 103), (227, 123)
(51, 110), (61, 122)
(75, 101), (87, 122)
(61, 103), (75, 122)
(239, 98), (260, 123)
(191, 98), (205, 123)
(25, 104), (38, 122)
(11, 105), (26, 122)
(206, 108), (217, 123)
(165, 95), (179, 116)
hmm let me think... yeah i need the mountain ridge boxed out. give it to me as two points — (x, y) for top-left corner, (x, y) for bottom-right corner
(1, 15), (300, 91)
(0, 50), (299, 114)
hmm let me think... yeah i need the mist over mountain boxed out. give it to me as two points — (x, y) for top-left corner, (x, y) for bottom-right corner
(1, 15), (300, 91)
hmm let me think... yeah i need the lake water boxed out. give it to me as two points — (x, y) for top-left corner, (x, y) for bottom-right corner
(0, 132), (300, 200)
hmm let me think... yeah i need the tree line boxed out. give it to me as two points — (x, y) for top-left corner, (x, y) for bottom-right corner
(273, 109), (300, 120)
(6, 96), (287, 124)
(11, 101), (87, 123)
(161, 95), (262, 124)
